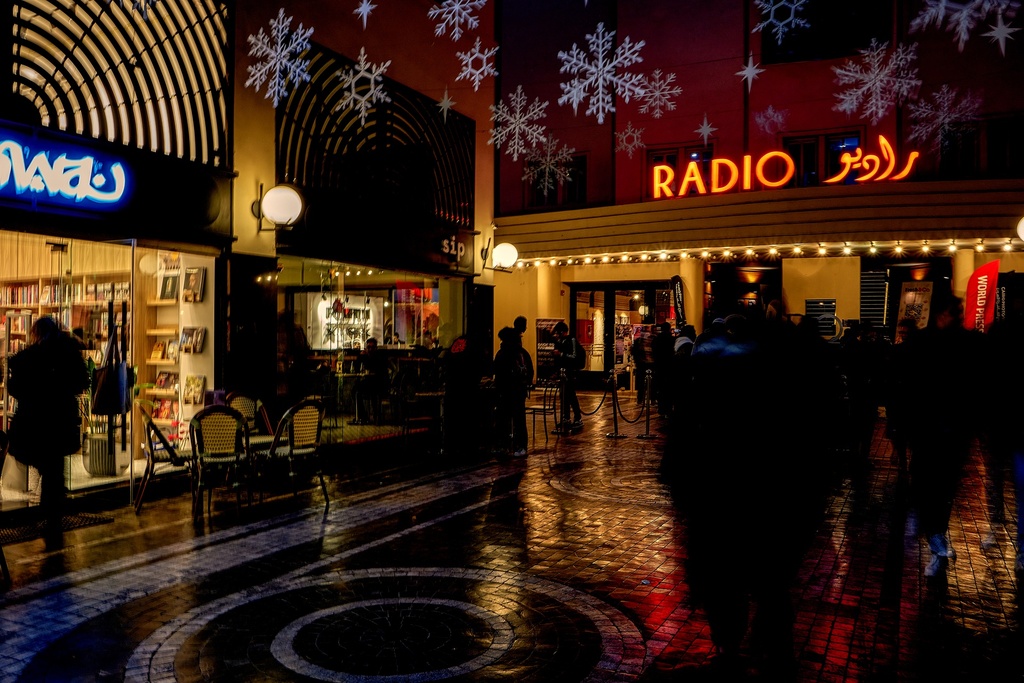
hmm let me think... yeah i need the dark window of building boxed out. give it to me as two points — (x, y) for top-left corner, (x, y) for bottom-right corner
(525, 154), (587, 208)
(645, 144), (714, 198)
(784, 131), (860, 187)
(825, 133), (861, 183)
(760, 0), (894, 64)
(986, 115), (1024, 176)
(786, 137), (818, 186)
(939, 124), (980, 177)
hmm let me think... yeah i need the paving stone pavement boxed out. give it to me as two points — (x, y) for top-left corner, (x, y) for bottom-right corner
(0, 391), (1020, 682)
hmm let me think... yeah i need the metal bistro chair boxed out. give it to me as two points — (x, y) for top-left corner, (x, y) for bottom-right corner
(525, 380), (560, 444)
(136, 407), (193, 515)
(225, 392), (275, 439)
(254, 398), (327, 509)
(189, 405), (251, 519)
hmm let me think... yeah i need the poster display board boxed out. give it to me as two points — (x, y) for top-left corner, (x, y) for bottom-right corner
(535, 318), (562, 380)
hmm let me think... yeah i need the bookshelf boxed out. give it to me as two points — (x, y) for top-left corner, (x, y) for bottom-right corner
(134, 251), (215, 455)
(1, 310), (34, 432)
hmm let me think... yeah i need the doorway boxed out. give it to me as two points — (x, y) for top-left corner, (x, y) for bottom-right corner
(568, 282), (677, 390)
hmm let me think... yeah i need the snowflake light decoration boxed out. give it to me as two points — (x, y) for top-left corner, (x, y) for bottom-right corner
(246, 8), (314, 109)
(437, 88), (457, 123)
(489, 85), (549, 162)
(755, 105), (788, 135)
(456, 37), (499, 92)
(983, 11), (1021, 54)
(908, 85), (982, 152)
(910, 0), (1020, 52)
(753, 0), (809, 45)
(639, 70), (682, 119)
(102, 0), (160, 20)
(428, 0), (486, 41)
(832, 40), (920, 125)
(736, 53), (765, 93)
(333, 47), (392, 126)
(354, 0), (376, 30)
(557, 22), (647, 125)
(695, 114), (717, 146)
(615, 122), (645, 158)
(523, 136), (575, 197)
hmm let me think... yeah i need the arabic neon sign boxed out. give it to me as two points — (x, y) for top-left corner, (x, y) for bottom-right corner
(651, 135), (917, 199)
(0, 130), (129, 211)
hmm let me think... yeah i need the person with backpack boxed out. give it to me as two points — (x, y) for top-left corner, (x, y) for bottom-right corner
(493, 326), (532, 456)
(552, 321), (584, 429)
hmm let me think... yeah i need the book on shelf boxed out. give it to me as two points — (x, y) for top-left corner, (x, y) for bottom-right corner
(180, 327), (206, 354)
(165, 340), (179, 362)
(155, 399), (171, 420)
(182, 267), (206, 303)
(158, 273), (179, 301)
(183, 375), (206, 405)
(155, 371), (180, 389)
(159, 250), (181, 272)
(150, 341), (165, 360)
(40, 285), (51, 305)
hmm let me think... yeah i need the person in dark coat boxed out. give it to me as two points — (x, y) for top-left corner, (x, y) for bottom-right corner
(492, 326), (531, 456)
(899, 292), (981, 577)
(665, 312), (833, 678)
(7, 317), (90, 542)
(652, 322), (675, 416)
(980, 289), (1024, 563)
(552, 321), (583, 428)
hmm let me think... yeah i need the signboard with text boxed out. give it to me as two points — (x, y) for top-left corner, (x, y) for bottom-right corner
(0, 123), (130, 212)
(651, 135), (917, 199)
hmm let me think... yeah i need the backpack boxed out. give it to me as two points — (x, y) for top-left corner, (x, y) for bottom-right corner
(570, 338), (586, 370)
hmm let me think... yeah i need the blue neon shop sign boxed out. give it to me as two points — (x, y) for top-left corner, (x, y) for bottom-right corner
(0, 127), (129, 211)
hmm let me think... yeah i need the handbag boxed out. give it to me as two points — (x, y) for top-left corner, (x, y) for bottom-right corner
(92, 363), (129, 415)
(92, 316), (131, 415)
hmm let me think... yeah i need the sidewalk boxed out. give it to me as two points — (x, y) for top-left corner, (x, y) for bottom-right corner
(0, 391), (1019, 682)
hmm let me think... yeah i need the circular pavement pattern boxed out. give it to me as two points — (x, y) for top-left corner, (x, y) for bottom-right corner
(549, 469), (670, 506)
(126, 567), (646, 682)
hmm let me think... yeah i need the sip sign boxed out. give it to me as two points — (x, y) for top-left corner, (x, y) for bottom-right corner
(441, 230), (475, 273)
(0, 125), (130, 212)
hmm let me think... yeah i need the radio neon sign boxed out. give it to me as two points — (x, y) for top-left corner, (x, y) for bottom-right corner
(0, 132), (129, 211)
(651, 135), (917, 199)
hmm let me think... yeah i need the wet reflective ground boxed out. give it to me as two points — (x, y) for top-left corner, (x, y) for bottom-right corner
(0, 393), (1019, 682)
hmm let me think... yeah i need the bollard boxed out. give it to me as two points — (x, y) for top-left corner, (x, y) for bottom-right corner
(606, 369), (627, 439)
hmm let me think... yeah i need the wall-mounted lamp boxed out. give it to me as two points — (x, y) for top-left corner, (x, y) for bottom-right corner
(481, 238), (519, 272)
(252, 183), (305, 231)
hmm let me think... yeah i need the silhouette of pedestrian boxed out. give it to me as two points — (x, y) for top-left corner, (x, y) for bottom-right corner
(900, 292), (981, 577)
(7, 317), (90, 547)
(493, 326), (531, 456)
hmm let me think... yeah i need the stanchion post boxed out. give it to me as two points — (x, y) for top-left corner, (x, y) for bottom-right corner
(637, 368), (660, 439)
(606, 369), (627, 439)
(552, 368), (570, 435)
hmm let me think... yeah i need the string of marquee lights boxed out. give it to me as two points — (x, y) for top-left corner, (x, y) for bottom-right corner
(514, 237), (1020, 268)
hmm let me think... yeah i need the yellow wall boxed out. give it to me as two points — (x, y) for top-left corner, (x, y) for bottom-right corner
(782, 257), (861, 323)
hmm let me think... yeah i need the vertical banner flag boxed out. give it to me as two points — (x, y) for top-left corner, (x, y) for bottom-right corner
(670, 275), (686, 326)
(964, 260), (1000, 332)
